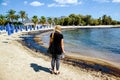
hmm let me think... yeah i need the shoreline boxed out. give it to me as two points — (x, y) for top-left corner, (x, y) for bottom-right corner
(32, 30), (120, 77)
(61, 25), (120, 29)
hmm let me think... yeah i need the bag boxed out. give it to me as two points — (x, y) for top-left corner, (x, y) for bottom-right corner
(61, 53), (65, 59)
(47, 32), (54, 54)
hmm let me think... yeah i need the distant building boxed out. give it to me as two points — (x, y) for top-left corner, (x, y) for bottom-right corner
(60, 16), (66, 18)
(23, 18), (34, 26)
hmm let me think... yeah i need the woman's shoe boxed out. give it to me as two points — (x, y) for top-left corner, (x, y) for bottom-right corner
(51, 70), (54, 74)
(55, 71), (60, 75)
(50, 68), (54, 74)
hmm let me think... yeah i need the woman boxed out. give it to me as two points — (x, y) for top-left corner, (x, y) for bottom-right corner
(49, 25), (65, 75)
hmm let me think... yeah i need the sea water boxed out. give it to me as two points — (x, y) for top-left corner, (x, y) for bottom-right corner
(42, 28), (120, 64)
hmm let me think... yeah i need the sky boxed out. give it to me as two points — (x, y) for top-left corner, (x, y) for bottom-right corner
(0, 0), (120, 21)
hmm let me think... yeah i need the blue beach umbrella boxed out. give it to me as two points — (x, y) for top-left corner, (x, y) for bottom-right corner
(30, 25), (32, 31)
(6, 24), (9, 31)
(6, 23), (11, 35)
(40, 26), (42, 29)
(0, 26), (4, 31)
(21, 25), (25, 30)
(20, 26), (22, 31)
(10, 24), (14, 34)
(24, 26), (25, 30)
(25, 26), (28, 31)
(23, 26), (25, 31)
(3, 26), (5, 31)
(19, 26), (22, 31)
(37, 26), (39, 30)
(15, 26), (18, 33)
(33, 26), (35, 30)
(28, 26), (30, 30)
(0, 26), (2, 31)
(2, 26), (4, 30)
(22, 26), (24, 31)
(1, 26), (5, 30)
(1, 26), (4, 31)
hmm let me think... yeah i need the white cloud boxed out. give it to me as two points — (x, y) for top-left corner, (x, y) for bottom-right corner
(112, 0), (120, 3)
(93, 0), (110, 3)
(24, 1), (28, 4)
(93, 0), (120, 3)
(1, 2), (7, 6)
(30, 1), (44, 6)
(48, 0), (82, 7)
(48, 3), (67, 7)
(54, 0), (82, 5)
(54, 0), (77, 4)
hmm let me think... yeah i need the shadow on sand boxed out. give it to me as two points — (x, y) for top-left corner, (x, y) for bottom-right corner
(30, 63), (51, 73)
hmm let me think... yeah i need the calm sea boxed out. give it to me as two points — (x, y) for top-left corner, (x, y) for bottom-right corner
(42, 28), (120, 64)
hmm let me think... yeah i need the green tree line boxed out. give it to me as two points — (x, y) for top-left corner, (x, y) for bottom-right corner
(0, 9), (120, 26)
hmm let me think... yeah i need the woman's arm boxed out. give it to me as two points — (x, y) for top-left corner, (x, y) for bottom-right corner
(49, 32), (54, 46)
(61, 39), (65, 53)
(49, 37), (53, 46)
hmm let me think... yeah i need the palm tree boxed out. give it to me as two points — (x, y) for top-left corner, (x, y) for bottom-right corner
(0, 14), (6, 25)
(47, 17), (53, 25)
(39, 16), (46, 25)
(53, 17), (59, 25)
(7, 9), (16, 22)
(19, 10), (26, 22)
(60, 18), (64, 26)
(15, 15), (20, 22)
(32, 15), (38, 27)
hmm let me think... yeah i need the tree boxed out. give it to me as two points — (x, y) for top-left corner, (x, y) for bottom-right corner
(47, 17), (53, 25)
(90, 19), (99, 25)
(112, 20), (117, 25)
(74, 15), (82, 26)
(1, 10), (120, 26)
(63, 17), (71, 26)
(77, 14), (83, 25)
(19, 10), (26, 22)
(0, 14), (6, 25)
(107, 16), (112, 25)
(53, 17), (59, 25)
(60, 18), (64, 26)
(98, 17), (102, 25)
(69, 14), (76, 25)
(14, 15), (20, 22)
(7, 9), (16, 22)
(102, 15), (109, 25)
(39, 16), (46, 25)
(32, 15), (38, 27)
(102, 15), (112, 25)
(83, 15), (92, 25)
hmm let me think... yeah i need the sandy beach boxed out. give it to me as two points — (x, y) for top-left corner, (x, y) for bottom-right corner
(0, 29), (120, 80)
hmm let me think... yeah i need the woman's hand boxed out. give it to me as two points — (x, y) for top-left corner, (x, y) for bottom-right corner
(62, 50), (65, 54)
